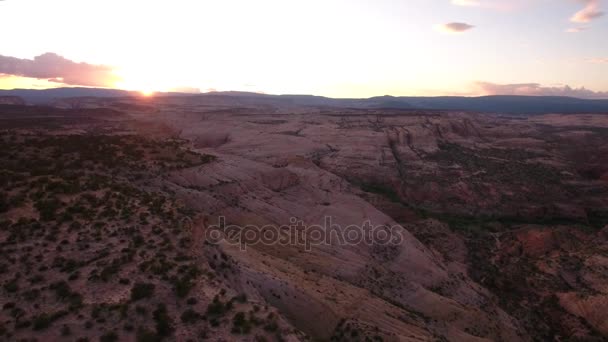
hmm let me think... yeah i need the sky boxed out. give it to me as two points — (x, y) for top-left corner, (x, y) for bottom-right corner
(0, 0), (607, 98)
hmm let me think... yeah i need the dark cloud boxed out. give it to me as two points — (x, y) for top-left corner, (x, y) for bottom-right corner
(0, 53), (118, 87)
(474, 82), (608, 99)
(438, 22), (475, 33)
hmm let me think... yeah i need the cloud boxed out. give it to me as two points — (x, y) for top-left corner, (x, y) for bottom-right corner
(473, 82), (608, 99)
(565, 26), (588, 32)
(571, 0), (604, 23)
(0, 52), (118, 87)
(587, 57), (608, 64)
(436, 22), (475, 33)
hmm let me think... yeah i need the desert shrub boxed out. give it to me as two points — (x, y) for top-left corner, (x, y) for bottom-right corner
(264, 313), (278, 332)
(32, 310), (67, 330)
(206, 296), (228, 317)
(136, 328), (159, 342)
(172, 275), (195, 298)
(171, 265), (201, 298)
(135, 305), (147, 316)
(35, 198), (62, 221)
(132, 234), (145, 247)
(100, 331), (119, 342)
(180, 309), (202, 324)
(50, 281), (83, 309)
(232, 312), (252, 334)
(99, 262), (120, 282)
(153, 304), (174, 337)
(3, 279), (18, 293)
(22, 288), (41, 301)
(264, 321), (278, 332)
(232, 293), (247, 304)
(54, 257), (81, 273)
(61, 324), (71, 336)
(130, 283), (155, 301)
(0, 193), (8, 213)
(28, 274), (44, 284)
(32, 314), (52, 330)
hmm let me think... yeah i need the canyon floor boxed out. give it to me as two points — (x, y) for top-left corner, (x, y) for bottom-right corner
(1, 94), (608, 341)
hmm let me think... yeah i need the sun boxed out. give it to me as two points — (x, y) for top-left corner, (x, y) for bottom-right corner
(113, 68), (162, 97)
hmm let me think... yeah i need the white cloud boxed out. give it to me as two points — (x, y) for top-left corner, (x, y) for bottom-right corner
(571, 0), (604, 23)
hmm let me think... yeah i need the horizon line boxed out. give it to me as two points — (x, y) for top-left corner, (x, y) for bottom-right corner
(2, 86), (608, 101)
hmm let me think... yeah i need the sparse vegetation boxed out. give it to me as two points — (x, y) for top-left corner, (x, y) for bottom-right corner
(0, 128), (220, 340)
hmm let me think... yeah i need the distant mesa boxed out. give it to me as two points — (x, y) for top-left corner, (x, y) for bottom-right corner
(2, 87), (608, 115)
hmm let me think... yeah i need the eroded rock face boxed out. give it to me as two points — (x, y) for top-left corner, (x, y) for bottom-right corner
(166, 152), (525, 341)
(558, 293), (608, 335)
(466, 223), (608, 340)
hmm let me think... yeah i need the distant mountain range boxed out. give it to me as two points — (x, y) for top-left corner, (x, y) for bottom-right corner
(2, 87), (608, 115)
(0, 88), (135, 104)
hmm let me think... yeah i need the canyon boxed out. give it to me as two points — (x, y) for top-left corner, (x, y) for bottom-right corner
(1, 94), (608, 341)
